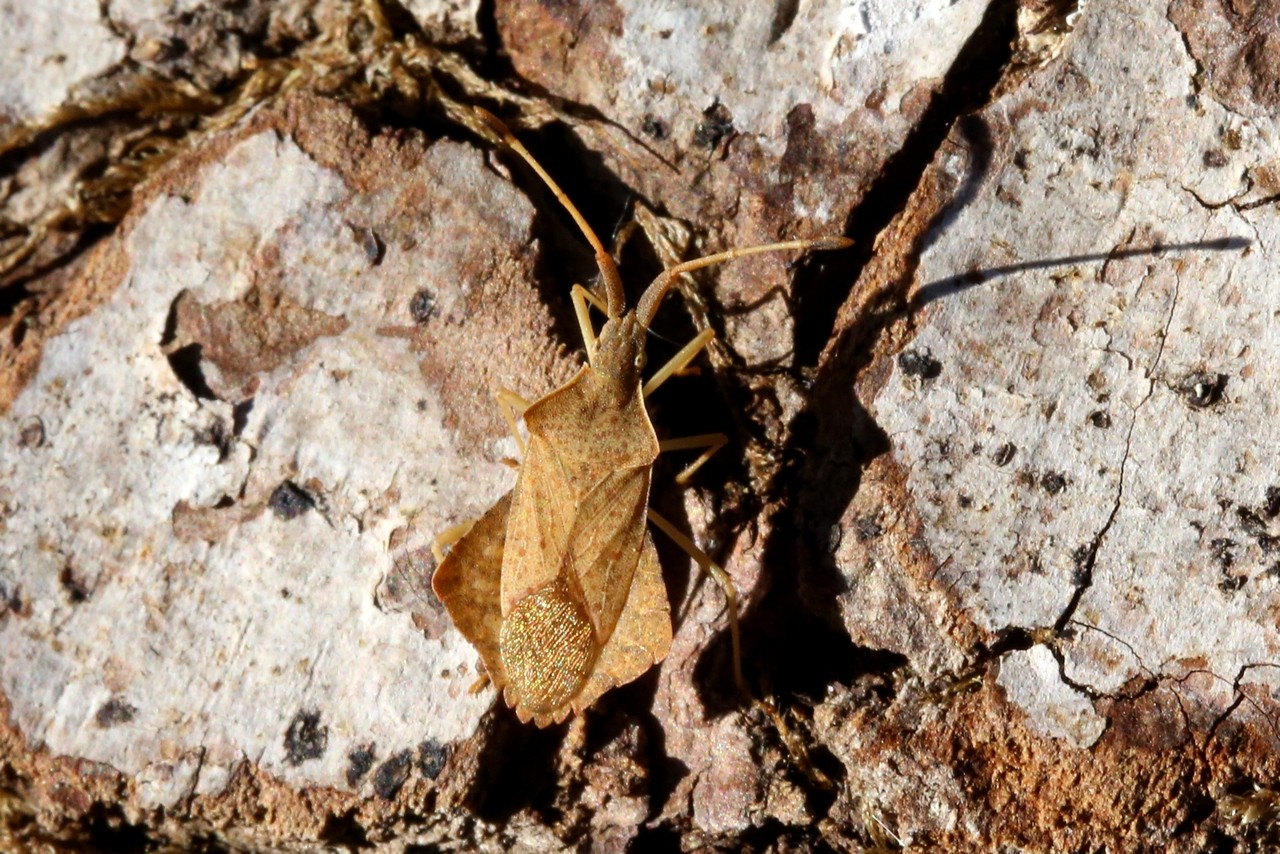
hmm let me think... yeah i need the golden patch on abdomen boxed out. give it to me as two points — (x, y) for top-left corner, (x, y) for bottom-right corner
(500, 577), (598, 713)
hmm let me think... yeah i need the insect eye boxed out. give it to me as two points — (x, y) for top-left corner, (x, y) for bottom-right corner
(635, 352), (646, 369)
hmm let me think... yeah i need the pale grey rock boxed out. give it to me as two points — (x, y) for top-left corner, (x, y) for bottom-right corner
(0, 130), (540, 807)
(996, 646), (1106, 748)
(871, 0), (1280, 737)
(402, 0), (481, 42)
(0, 0), (125, 122)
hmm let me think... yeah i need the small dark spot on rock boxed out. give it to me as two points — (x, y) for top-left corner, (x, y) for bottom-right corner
(270, 481), (314, 520)
(284, 709), (328, 765)
(214, 495), (235, 509)
(1027, 552), (1045, 575)
(1236, 507), (1268, 537)
(417, 739), (448, 780)
(0, 581), (28, 618)
(897, 348), (942, 380)
(991, 443), (1017, 467)
(409, 289), (437, 324)
(18, 417), (44, 449)
(1267, 562), (1280, 580)
(1087, 410), (1111, 429)
(693, 100), (734, 149)
(355, 226), (384, 265)
(346, 742), (377, 787)
(1218, 574), (1246, 593)
(855, 516), (883, 542)
(1015, 469), (1038, 488)
(1264, 486), (1280, 518)
(280, 587), (291, 599)
(1203, 149), (1229, 168)
(1210, 538), (1238, 569)
(166, 343), (218, 401)
(198, 419), (234, 462)
(232, 398), (254, 436)
(60, 564), (90, 603)
(641, 114), (668, 140)
(1178, 372), (1227, 409)
(1259, 535), (1280, 554)
(958, 494), (973, 509)
(1040, 472), (1068, 495)
(318, 810), (369, 848)
(94, 697), (137, 728)
(373, 750), (413, 800)
(1069, 548), (1094, 586)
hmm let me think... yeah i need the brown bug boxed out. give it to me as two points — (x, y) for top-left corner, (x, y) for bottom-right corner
(431, 108), (851, 726)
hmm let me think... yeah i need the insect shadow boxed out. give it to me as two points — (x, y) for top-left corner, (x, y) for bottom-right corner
(913, 236), (1251, 307)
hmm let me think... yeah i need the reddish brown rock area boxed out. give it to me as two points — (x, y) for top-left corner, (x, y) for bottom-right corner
(4, 0), (1280, 851)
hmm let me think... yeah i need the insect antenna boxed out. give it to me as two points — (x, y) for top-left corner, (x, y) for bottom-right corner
(473, 107), (626, 318)
(636, 236), (854, 329)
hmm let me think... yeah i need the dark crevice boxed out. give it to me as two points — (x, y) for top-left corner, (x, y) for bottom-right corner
(0, 223), (115, 321)
(165, 344), (218, 401)
(1053, 481), (1123, 633)
(768, 0), (803, 45)
(471, 0), (519, 82)
(791, 0), (1019, 367)
(465, 709), (568, 823)
(714, 0), (1022, 823)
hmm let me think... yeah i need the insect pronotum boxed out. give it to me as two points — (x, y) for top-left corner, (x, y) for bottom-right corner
(431, 108), (852, 726)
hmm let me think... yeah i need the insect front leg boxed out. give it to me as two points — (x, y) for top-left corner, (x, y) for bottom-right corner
(642, 328), (715, 397)
(496, 387), (533, 459)
(645, 508), (748, 701)
(570, 283), (607, 363)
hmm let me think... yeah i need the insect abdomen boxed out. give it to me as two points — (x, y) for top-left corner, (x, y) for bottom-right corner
(499, 576), (599, 716)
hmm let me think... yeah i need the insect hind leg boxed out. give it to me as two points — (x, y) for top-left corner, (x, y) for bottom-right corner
(431, 520), (476, 563)
(659, 433), (728, 485)
(646, 508), (748, 700)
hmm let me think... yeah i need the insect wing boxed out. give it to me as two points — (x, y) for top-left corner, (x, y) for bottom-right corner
(570, 530), (672, 715)
(499, 430), (577, 613)
(565, 464), (653, 643)
(430, 492), (513, 691)
(500, 366), (659, 614)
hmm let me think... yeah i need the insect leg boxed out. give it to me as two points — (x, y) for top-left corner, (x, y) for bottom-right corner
(659, 433), (729, 484)
(571, 284), (607, 363)
(431, 519), (476, 563)
(646, 508), (748, 700)
(496, 387), (533, 457)
(642, 328), (715, 397)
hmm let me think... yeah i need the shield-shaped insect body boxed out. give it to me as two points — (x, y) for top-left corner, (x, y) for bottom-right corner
(431, 109), (850, 726)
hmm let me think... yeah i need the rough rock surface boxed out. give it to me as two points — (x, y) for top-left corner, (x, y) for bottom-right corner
(3, 0), (1280, 850)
